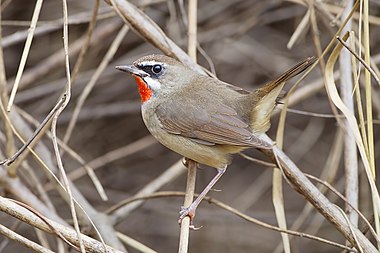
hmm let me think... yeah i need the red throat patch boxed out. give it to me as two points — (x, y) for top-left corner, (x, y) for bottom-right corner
(134, 76), (153, 103)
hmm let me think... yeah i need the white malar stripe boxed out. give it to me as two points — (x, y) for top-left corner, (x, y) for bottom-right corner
(143, 76), (161, 90)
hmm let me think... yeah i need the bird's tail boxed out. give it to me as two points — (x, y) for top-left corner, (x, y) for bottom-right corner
(249, 56), (316, 133)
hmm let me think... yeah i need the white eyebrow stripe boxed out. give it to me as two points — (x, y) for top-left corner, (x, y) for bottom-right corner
(139, 61), (167, 68)
(140, 61), (159, 66)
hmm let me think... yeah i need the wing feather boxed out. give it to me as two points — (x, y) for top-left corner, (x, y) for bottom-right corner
(155, 94), (271, 148)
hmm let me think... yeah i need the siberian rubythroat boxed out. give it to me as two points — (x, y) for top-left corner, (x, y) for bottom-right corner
(116, 55), (315, 223)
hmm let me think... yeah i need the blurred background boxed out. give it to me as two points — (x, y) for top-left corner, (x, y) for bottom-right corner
(0, 0), (379, 252)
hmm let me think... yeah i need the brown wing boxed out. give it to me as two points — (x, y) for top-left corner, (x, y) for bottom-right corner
(155, 93), (272, 148)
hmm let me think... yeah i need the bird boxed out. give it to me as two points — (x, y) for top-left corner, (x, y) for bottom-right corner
(116, 54), (315, 224)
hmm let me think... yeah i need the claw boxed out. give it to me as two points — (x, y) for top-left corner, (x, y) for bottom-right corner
(179, 205), (203, 230)
(189, 224), (203, 230)
(178, 205), (196, 223)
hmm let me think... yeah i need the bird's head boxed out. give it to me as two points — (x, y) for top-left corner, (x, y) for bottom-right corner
(116, 54), (194, 103)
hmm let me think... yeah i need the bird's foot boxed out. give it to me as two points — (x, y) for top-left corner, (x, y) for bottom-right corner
(178, 205), (202, 230)
(179, 205), (196, 221)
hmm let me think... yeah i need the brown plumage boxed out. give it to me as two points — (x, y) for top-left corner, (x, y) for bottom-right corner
(116, 55), (316, 223)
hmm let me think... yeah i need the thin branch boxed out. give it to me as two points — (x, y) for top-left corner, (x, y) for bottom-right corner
(0, 2), (16, 177)
(238, 152), (276, 167)
(7, 199), (78, 250)
(0, 197), (124, 253)
(178, 0), (198, 251)
(107, 1), (376, 251)
(104, 191), (357, 252)
(0, 224), (55, 253)
(178, 160), (197, 253)
(109, 0), (204, 73)
(338, 0), (358, 227)
(2, 106), (126, 250)
(68, 0), (100, 87)
(0, 95), (65, 166)
(337, 36), (380, 86)
(108, 160), (186, 223)
(15, 107), (108, 201)
(305, 174), (379, 243)
(6, 19), (122, 91)
(51, 0), (85, 251)
(266, 143), (377, 253)
(63, 25), (129, 145)
(7, 0), (43, 111)
(117, 232), (158, 253)
(67, 135), (156, 183)
(0, 8), (114, 48)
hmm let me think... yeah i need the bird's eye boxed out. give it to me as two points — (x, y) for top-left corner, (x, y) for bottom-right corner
(152, 64), (162, 74)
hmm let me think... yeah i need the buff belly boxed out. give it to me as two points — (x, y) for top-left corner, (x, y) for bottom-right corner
(142, 105), (245, 169)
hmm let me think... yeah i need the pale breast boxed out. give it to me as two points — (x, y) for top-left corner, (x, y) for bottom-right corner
(141, 102), (233, 168)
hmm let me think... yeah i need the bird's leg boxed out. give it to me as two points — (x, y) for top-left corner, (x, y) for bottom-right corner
(179, 166), (227, 224)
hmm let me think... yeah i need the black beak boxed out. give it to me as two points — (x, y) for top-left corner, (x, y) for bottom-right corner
(115, 65), (149, 77)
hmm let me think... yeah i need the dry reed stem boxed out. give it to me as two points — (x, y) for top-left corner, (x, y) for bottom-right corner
(361, 0), (378, 237)
(1, 19), (127, 253)
(178, 160), (197, 253)
(0, 1), (127, 251)
(0, 8), (114, 47)
(305, 174), (379, 243)
(287, 9), (310, 49)
(1, 0), (379, 252)
(104, 191), (356, 252)
(272, 168), (290, 253)
(339, 0), (358, 227)
(0, 2), (16, 177)
(349, 31), (369, 161)
(116, 232), (158, 253)
(106, 1), (375, 251)
(274, 0), (360, 154)
(21, 162), (56, 211)
(68, 0), (100, 89)
(51, 0), (85, 251)
(34, 229), (52, 252)
(7, 198), (78, 249)
(336, 207), (364, 253)
(266, 144), (377, 252)
(337, 37), (380, 85)
(2, 103), (160, 250)
(0, 224), (55, 253)
(272, 2), (370, 251)
(63, 25), (129, 150)
(109, 160), (186, 223)
(0, 165), (66, 224)
(178, 0), (198, 252)
(324, 32), (380, 250)
(0, 197), (124, 253)
(15, 106), (107, 200)
(7, 0), (43, 111)
(67, 135), (156, 182)
(9, 19), (122, 91)
(3, 109), (126, 250)
(324, 2), (380, 26)
(274, 128), (344, 253)
(109, 0), (204, 73)
(0, 97), (64, 166)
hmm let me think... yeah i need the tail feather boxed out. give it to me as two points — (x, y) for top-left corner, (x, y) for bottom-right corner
(250, 56), (316, 133)
(260, 56), (317, 93)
